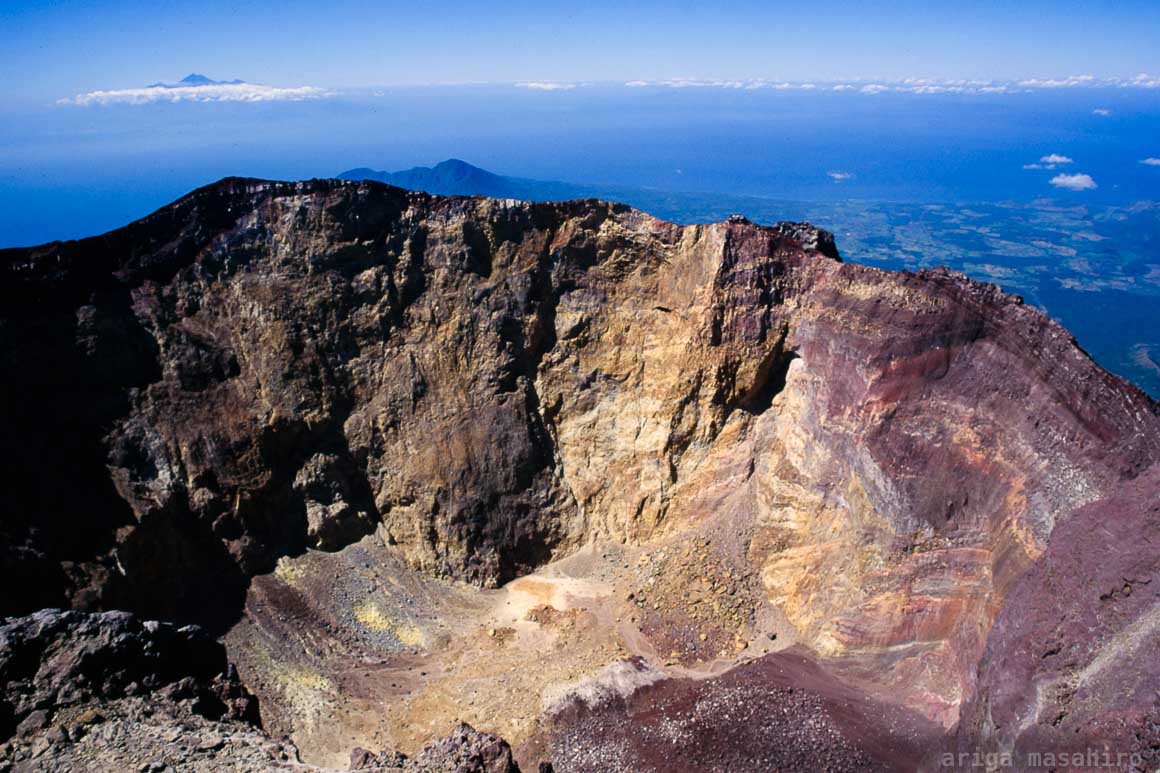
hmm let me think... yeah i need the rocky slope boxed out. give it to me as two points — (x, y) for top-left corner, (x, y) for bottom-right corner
(1, 178), (1158, 770)
(0, 608), (291, 771)
(0, 607), (519, 772)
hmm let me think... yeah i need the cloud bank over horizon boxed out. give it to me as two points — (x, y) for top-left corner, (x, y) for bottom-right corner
(56, 70), (1160, 106)
(60, 76), (327, 106)
(516, 81), (577, 91)
(557, 73), (1160, 94)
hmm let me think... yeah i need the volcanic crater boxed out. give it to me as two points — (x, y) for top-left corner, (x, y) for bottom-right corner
(1, 178), (1158, 771)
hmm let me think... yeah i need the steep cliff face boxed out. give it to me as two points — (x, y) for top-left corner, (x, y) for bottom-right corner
(2, 178), (1158, 767)
(0, 180), (849, 621)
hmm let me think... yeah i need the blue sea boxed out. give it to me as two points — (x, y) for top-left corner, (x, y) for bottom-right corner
(2, 85), (1158, 395)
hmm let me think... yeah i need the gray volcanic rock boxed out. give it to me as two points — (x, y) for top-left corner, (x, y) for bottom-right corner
(350, 723), (519, 772)
(0, 609), (256, 738)
(0, 609), (290, 772)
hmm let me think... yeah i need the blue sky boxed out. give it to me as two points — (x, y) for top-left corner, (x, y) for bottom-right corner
(4, 0), (1160, 103)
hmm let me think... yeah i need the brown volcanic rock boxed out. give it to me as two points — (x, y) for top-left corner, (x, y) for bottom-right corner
(1, 178), (1158, 766)
(0, 179), (860, 624)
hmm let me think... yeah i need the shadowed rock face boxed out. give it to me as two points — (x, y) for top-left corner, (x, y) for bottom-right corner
(1, 178), (1158, 767)
(0, 180), (851, 623)
(0, 609), (256, 736)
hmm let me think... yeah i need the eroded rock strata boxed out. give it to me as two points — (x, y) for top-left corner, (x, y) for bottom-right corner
(1, 178), (1158, 770)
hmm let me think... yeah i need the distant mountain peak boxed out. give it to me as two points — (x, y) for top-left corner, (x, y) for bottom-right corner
(338, 159), (520, 198)
(179, 73), (215, 86)
(145, 74), (248, 89)
(434, 158), (478, 172)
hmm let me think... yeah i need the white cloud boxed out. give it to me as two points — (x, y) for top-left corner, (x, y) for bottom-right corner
(1128, 73), (1160, 88)
(1093, 108), (1112, 116)
(1015, 73), (1160, 90)
(634, 78), (739, 89)
(897, 77), (1005, 94)
(1141, 158), (1160, 166)
(1018, 74), (1096, 88)
(517, 81), (577, 91)
(625, 78), (831, 91)
(828, 171), (853, 182)
(615, 74), (1160, 95)
(1023, 153), (1073, 171)
(60, 81), (326, 106)
(1050, 173), (1097, 191)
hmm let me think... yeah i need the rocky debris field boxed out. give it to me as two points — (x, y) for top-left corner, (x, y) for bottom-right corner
(0, 609), (297, 772)
(349, 723), (520, 772)
(534, 651), (942, 772)
(0, 694), (306, 773)
(625, 535), (763, 665)
(0, 609), (535, 772)
(0, 609), (258, 735)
